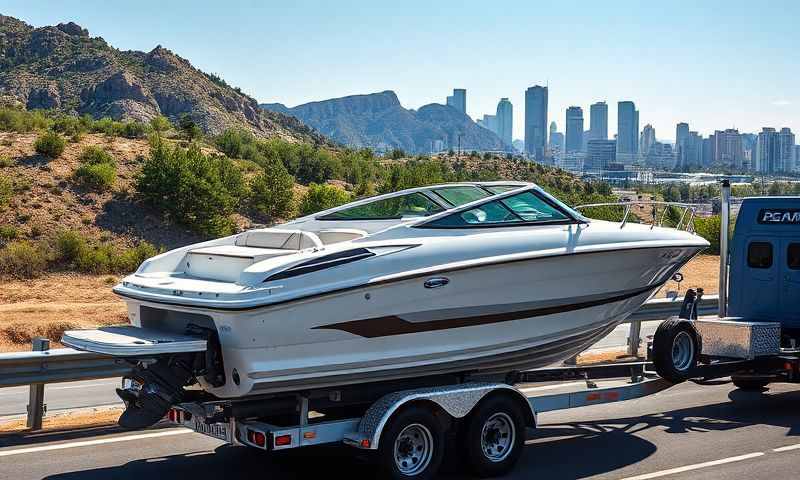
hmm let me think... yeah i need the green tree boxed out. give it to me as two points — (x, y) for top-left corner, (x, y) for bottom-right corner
(149, 116), (171, 136)
(299, 183), (353, 215)
(178, 114), (202, 141)
(137, 139), (244, 235)
(249, 158), (295, 219)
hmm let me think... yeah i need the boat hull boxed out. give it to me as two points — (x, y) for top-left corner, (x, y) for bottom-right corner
(123, 244), (702, 398)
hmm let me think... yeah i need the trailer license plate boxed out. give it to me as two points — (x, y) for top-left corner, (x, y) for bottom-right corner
(191, 418), (231, 442)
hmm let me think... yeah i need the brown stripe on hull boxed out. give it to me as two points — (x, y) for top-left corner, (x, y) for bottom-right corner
(313, 284), (656, 338)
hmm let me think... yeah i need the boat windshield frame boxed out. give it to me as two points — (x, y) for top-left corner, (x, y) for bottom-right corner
(413, 185), (586, 229)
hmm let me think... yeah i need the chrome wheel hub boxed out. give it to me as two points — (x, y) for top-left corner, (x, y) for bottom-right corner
(671, 330), (695, 372)
(393, 423), (433, 475)
(481, 412), (515, 462)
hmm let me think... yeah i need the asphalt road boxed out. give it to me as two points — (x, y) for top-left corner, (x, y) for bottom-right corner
(0, 321), (663, 418)
(1, 379), (799, 479)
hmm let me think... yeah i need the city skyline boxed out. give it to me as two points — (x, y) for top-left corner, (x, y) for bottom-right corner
(4, 1), (798, 142)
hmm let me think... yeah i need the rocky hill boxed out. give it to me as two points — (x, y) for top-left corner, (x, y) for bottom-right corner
(262, 91), (510, 154)
(0, 15), (328, 143)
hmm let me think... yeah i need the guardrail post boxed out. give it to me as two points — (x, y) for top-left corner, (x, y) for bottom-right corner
(627, 319), (642, 357)
(26, 337), (49, 430)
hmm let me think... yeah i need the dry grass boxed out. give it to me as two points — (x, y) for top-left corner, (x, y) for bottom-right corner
(0, 273), (127, 351)
(660, 254), (720, 297)
(0, 406), (123, 434)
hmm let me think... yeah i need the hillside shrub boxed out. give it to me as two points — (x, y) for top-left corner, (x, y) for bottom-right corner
(249, 158), (295, 219)
(55, 229), (157, 273)
(0, 241), (49, 278)
(0, 107), (50, 132)
(215, 128), (256, 159)
(299, 183), (353, 216)
(694, 215), (722, 255)
(137, 139), (244, 235)
(52, 115), (88, 137)
(0, 175), (12, 209)
(149, 115), (171, 135)
(34, 131), (66, 158)
(74, 146), (116, 191)
(0, 154), (13, 167)
(0, 224), (18, 241)
(178, 114), (202, 141)
(119, 121), (149, 139)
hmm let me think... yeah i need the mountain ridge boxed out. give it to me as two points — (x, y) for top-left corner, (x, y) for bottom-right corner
(261, 90), (510, 154)
(0, 14), (329, 144)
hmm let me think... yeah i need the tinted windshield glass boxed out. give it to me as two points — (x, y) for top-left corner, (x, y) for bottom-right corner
(432, 186), (490, 206)
(319, 192), (443, 220)
(424, 191), (570, 227)
(501, 191), (568, 222)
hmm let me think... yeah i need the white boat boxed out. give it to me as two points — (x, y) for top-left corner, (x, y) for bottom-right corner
(63, 182), (708, 428)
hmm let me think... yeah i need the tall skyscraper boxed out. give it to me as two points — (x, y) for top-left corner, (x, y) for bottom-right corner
(477, 114), (497, 133)
(565, 106), (584, 153)
(639, 124), (656, 155)
(756, 128), (779, 174)
(445, 88), (466, 114)
(524, 85), (548, 160)
(675, 122), (690, 169)
(713, 129), (744, 169)
(495, 98), (513, 147)
(616, 101), (639, 154)
(589, 101), (608, 141)
(778, 128), (795, 173)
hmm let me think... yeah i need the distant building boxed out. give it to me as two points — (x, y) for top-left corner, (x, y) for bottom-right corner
(639, 124), (656, 156)
(589, 101), (608, 141)
(496, 98), (513, 147)
(524, 86), (548, 161)
(445, 88), (466, 114)
(565, 106), (584, 153)
(549, 121), (564, 152)
(713, 129), (745, 169)
(512, 139), (525, 153)
(778, 128), (795, 173)
(741, 133), (757, 170)
(587, 139), (616, 169)
(755, 128), (779, 174)
(703, 136), (713, 167)
(675, 122), (689, 168)
(645, 142), (675, 170)
(794, 145), (800, 172)
(477, 114), (498, 134)
(616, 101), (639, 154)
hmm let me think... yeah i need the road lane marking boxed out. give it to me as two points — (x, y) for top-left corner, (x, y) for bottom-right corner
(618, 452), (765, 480)
(773, 443), (800, 452)
(0, 429), (193, 457)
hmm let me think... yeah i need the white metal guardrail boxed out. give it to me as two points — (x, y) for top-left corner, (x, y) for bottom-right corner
(0, 295), (718, 429)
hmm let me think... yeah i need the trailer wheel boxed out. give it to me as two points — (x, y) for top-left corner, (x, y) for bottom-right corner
(462, 395), (526, 478)
(732, 375), (770, 391)
(653, 319), (700, 384)
(378, 405), (445, 480)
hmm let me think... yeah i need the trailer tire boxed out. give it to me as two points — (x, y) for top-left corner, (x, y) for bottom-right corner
(462, 395), (526, 478)
(732, 375), (770, 391)
(653, 318), (700, 384)
(378, 405), (445, 480)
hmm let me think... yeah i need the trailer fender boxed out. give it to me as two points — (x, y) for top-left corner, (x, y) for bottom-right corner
(343, 382), (535, 450)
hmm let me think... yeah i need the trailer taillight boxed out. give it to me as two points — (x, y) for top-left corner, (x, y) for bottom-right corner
(274, 434), (292, 446)
(167, 408), (181, 423)
(247, 430), (266, 447)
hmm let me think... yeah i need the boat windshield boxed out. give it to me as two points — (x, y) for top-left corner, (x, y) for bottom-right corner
(318, 192), (444, 220)
(430, 186), (490, 206)
(421, 190), (571, 227)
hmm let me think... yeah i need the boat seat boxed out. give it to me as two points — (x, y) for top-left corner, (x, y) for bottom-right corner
(315, 228), (368, 245)
(235, 228), (323, 250)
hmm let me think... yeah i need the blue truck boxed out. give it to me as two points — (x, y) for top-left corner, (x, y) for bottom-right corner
(653, 189), (800, 390)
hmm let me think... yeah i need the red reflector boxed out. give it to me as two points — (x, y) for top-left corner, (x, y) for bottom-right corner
(167, 409), (177, 422)
(360, 439), (371, 448)
(275, 434), (292, 446)
(247, 430), (266, 447)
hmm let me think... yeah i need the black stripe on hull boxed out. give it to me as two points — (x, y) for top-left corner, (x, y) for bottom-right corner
(312, 284), (656, 338)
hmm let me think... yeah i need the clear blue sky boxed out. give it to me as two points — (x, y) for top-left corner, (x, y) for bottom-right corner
(4, 0), (798, 142)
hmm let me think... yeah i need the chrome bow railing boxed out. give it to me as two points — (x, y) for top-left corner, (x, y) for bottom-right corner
(575, 201), (700, 231)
